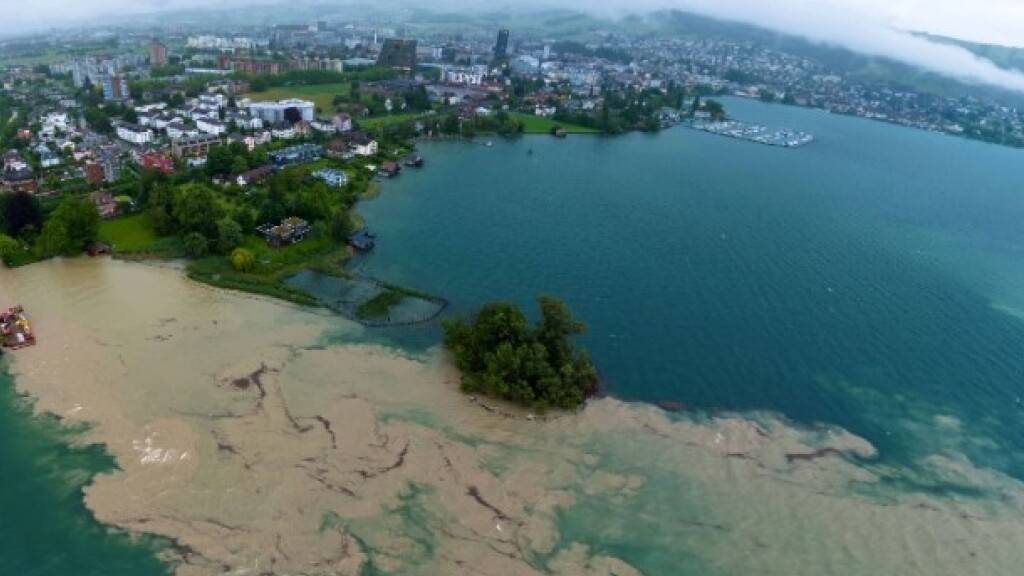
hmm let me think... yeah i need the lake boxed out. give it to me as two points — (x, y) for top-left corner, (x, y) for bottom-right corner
(358, 97), (1024, 480)
(6, 97), (1024, 575)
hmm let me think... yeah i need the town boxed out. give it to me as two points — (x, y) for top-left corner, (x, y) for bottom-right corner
(2, 8), (1023, 299)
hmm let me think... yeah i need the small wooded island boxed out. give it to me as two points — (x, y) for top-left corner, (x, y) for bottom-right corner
(442, 296), (599, 410)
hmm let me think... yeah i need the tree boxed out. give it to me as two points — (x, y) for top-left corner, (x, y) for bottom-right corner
(0, 191), (43, 238)
(216, 217), (243, 254)
(442, 297), (597, 410)
(206, 145), (234, 176)
(230, 155), (249, 175)
(35, 196), (100, 257)
(182, 232), (209, 258)
(230, 247), (255, 272)
(329, 208), (355, 241)
(172, 183), (222, 239)
(703, 99), (726, 121)
(0, 233), (20, 266)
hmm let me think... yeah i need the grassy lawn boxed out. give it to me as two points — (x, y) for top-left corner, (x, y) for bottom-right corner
(509, 113), (600, 134)
(360, 113), (424, 130)
(186, 234), (351, 308)
(243, 83), (351, 113)
(98, 214), (184, 257)
(98, 215), (158, 251)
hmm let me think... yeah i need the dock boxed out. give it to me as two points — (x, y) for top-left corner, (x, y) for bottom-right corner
(1, 305), (36, 350)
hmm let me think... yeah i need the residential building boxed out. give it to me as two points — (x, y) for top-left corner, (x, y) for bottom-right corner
(377, 38), (417, 71)
(140, 151), (175, 174)
(171, 134), (221, 158)
(217, 56), (283, 76)
(35, 144), (60, 168)
(102, 75), (130, 101)
(90, 191), (119, 219)
(196, 118), (227, 136)
(347, 132), (378, 157)
(269, 143), (322, 167)
(84, 161), (105, 186)
(494, 29), (510, 60)
(166, 122), (198, 140)
(1, 151), (37, 194)
(116, 123), (153, 145)
(256, 217), (311, 247)
(149, 39), (168, 66)
(312, 168), (348, 187)
(235, 165), (273, 187)
(248, 99), (315, 125)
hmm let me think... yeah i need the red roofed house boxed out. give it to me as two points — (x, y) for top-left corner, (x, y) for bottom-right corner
(141, 151), (175, 174)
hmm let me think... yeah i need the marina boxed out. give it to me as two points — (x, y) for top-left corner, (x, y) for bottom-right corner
(687, 119), (814, 147)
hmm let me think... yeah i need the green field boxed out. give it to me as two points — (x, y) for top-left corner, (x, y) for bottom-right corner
(243, 83), (351, 113)
(98, 215), (165, 253)
(360, 113), (425, 130)
(509, 113), (600, 134)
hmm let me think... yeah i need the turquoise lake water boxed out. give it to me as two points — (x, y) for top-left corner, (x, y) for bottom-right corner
(0, 364), (170, 575)
(5, 96), (1024, 572)
(356, 97), (1024, 481)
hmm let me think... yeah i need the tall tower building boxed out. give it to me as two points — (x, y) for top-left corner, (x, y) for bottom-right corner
(149, 39), (168, 66)
(494, 29), (510, 61)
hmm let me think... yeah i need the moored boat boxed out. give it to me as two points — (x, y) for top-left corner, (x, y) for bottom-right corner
(1, 305), (36, 350)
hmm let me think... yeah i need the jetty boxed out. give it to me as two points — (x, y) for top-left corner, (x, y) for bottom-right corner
(1, 305), (36, 350)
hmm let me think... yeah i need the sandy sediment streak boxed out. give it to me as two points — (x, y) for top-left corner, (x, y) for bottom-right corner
(5, 258), (1024, 575)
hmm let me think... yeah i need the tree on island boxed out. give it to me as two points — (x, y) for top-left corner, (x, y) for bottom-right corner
(442, 296), (599, 410)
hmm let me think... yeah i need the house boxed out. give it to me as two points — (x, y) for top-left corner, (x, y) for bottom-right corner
(84, 161), (105, 186)
(196, 117), (227, 136)
(116, 123), (154, 145)
(235, 164), (273, 187)
(332, 113), (353, 132)
(379, 161), (401, 178)
(325, 139), (352, 159)
(165, 122), (198, 140)
(227, 111), (263, 131)
(242, 131), (272, 151)
(269, 143), (322, 168)
(312, 168), (348, 187)
(256, 217), (311, 247)
(90, 191), (119, 219)
(271, 124), (297, 140)
(348, 132), (378, 157)
(35, 144), (60, 168)
(1, 151), (37, 194)
(140, 151), (175, 174)
(310, 120), (338, 134)
(171, 134), (221, 158)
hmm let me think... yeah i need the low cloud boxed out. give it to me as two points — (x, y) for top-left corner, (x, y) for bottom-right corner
(6, 0), (1024, 92)
(579, 0), (1024, 92)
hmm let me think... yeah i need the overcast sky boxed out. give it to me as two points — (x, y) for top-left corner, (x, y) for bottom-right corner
(4, 0), (1024, 91)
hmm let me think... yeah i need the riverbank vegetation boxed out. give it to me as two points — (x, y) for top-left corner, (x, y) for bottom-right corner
(442, 297), (599, 410)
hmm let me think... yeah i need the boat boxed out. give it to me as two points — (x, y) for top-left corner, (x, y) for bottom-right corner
(1, 305), (36, 350)
(403, 155), (424, 168)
